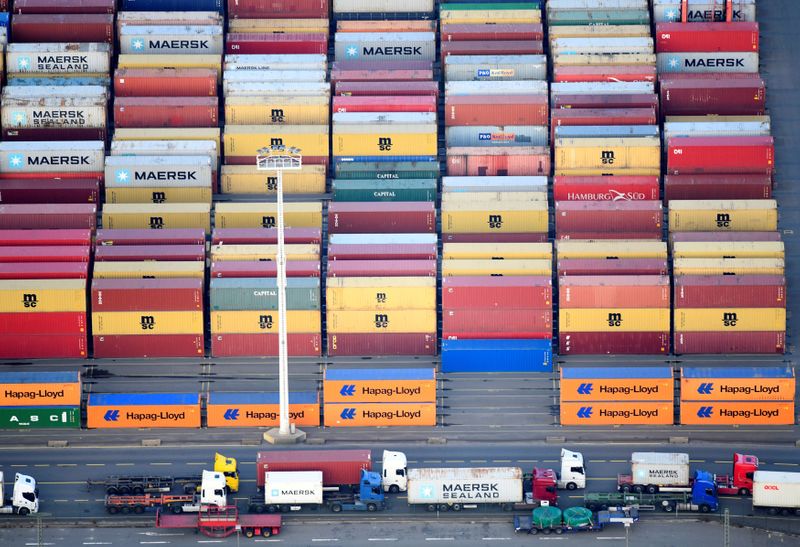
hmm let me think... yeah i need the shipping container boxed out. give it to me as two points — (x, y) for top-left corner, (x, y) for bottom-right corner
(211, 278), (319, 311)
(442, 201), (548, 234)
(211, 260), (321, 278)
(560, 276), (670, 309)
(91, 278), (203, 312)
(442, 276), (551, 309)
(0, 262), (90, 280)
(675, 331), (785, 354)
(86, 393), (201, 429)
(255, 449), (369, 491)
(674, 275), (785, 308)
(115, 97), (218, 128)
(561, 400), (673, 426)
(676, 308), (785, 332)
(94, 333), (203, 357)
(670, 231), (782, 243)
(441, 22), (543, 42)
(105, 155), (212, 189)
(224, 125), (328, 165)
(673, 241), (783, 259)
(95, 228), (205, 246)
(92, 261), (205, 279)
(0, 229), (92, 247)
(0, 371), (80, 406)
(328, 243), (437, 261)
(13, 0), (115, 14)
(442, 242), (551, 260)
(228, 18), (329, 34)
(663, 120), (770, 139)
(206, 392), (320, 427)
(444, 54), (546, 82)
(656, 22), (758, 52)
(11, 14), (113, 44)
(652, 0), (756, 23)
(553, 65), (656, 83)
(554, 175), (660, 202)
(0, 178), (100, 204)
(325, 260), (436, 278)
(555, 137), (660, 176)
(559, 367), (673, 402)
(102, 203), (211, 234)
(328, 202), (435, 234)
(323, 368), (435, 404)
(221, 164), (325, 195)
(657, 52), (758, 73)
(334, 32), (435, 61)
(668, 199), (778, 232)
(556, 240), (667, 259)
(667, 136), (774, 175)
(446, 125), (548, 148)
(226, 32), (327, 55)
(212, 227), (321, 245)
(119, 25), (223, 55)
(555, 201), (662, 236)
(327, 333), (436, 356)
(7, 42), (111, 74)
(211, 310), (319, 334)
(114, 127), (220, 149)
(0, 407), (80, 429)
(214, 202), (322, 229)
(211, 333), (321, 357)
(332, 180), (436, 203)
(664, 174), (772, 202)
(443, 308), (551, 339)
(0, 140), (105, 174)
(681, 367), (794, 402)
(673, 258), (784, 275)
(557, 258), (669, 276)
(93, 310), (203, 336)
(324, 402), (436, 427)
(0, 246), (90, 263)
(210, 244), (319, 262)
(442, 259), (552, 277)
(553, 93), (659, 111)
(680, 401), (794, 426)
(560, 309), (670, 333)
(441, 41), (544, 64)
(328, 310), (435, 334)
(226, 96), (329, 126)
(326, 277), (434, 311)
(446, 146), (551, 176)
(446, 80), (548, 97)
(445, 95), (547, 127)
(659, 77), (765, 116)
(0, 204), (96, 230)
(0, 279), (86, 312)
(114, 68), (216, 97)
(441, 338), (552, 373)
(0, 333), (87, 359)
(123, 0), (223, 10)
(559, 331), (671, 355)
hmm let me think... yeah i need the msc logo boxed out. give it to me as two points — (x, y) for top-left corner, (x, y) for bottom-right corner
(266, 177), (278, 191)
(488, 214), (503, 229)
(261, 215), (276, 229)
(716, 213), (731, 228)
(723, 312), (738, 327)
(149, 216), (164, 229)
(607, 313), (623, 327)
(374, 314), (389, 329)
(270, 138), (283, 147)
(151, 192), (166, 203)
(601, 151), (615, 164)
(271, 109), (284, 123)
(22, 293), (38, 308)
(376, 292), (387, 304)
(140, 316), (155, 330)
(378, 137), (392, 151)
(259, 315), (274, 330)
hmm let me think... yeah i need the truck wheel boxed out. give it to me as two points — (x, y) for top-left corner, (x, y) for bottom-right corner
(529, 528), (539, 535)
(265, 505), (275, 514)
(331, 503), (342, 513)
(452, 504), (462, 512)
(280, 505), (291, 513)
(555, 528), (564, 535)
(106, 487), (118, 495)
(768, 508), (778, 516)
(107, 506), (119, 515)
(262, 529), (272, 538)
(18, 508), (29, 516)
(438, 504), (449, 512)
(566, 483), (577, 491)
(586, 503), (597, 511)
(781, 509), (791, 516)
(738, 488), (750, 496)
(134, 505), (145, 514)
(133, 486), (144, 495)
(502, 504), (514, 512)
(121, 507), (131, 514)
(794, 509), (800, 517)
(662, 502), (675, 513)
(600, 505), (608, 511)
(621, 485), (631, 493)
(700, 504), (711, 514)
(119, 486), (131, 495)
(542, 528), (552, 535)
(633, 485), (643, 494)
(171, 505), (183, 515)
(367, 503), (377, 512)
(646, 485), (657, 494)
(389, 485), (400, 494)
(426, 504), (436, 512)
(244, 529), (254, 538)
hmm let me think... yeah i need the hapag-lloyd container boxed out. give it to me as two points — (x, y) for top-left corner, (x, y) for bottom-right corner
(0, 178), (100, 203)
(206, 392), (320, 428)
(674, 275), (785, 308)
(656, 22), (759, 52)
(652, 0), (756, 23)
(0, 371), (81, 406)
(119, 25), (223, 55)
(443, 276), (551, 309)
(444, 54), (546, 81)
(561, 401), (674, 426)
(560, 367), (673, 402)
(681, 367), (795, 402)
(441, 338), (552, 373)
(334, 32), (435, 61)
(324, 402), (436, 427)
(560, 276), (670, 309)
(679, 401), (794, 425)
(560, 332), (671, 355)
(0, 140), (105, 173)
(446, 126), (548, 147)
(6, 42), (111, 74)
(323, 368), (436, 404)
(104, 156), (212, 189)
(86, 393), (201, 429)
(210, 278), (320, 311)
(91, 278), (203, 312)
(554, 176), (660, 201)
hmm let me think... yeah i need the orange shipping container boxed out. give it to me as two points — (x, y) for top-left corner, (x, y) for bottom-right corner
(0, 371), (81, 407)
(324, 402), (437, 427)
(680, 401), (795, 426)
(323, 368), (436, 404)
(560, 367), (673, 402)
(86, 393), (200, 429)
(560, 401), (674, 426)
(206, 392), (319, 428)
(681, 367), (795, 401)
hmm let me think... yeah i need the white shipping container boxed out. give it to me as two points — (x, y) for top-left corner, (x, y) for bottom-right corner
(652, 0), (755, 23)
(119, 25), (224, 55)
(2, 85), (108, 100)
(550, 82), (654, 98)
(444, 55), (547, 82)
(445, 81), (548, 97)
(104, 156), (213, 189)
(334, 32), (436, 62)
(446, 126), (549, 147)
(333, 0), (434, 12)
(657, 52), (759, 73)
(329, 234), (437, 245)
(110, 140), (219, 171)
(224, 82), (331, 98)
(555, 125), (660, 139)
(1, 97), (107, 130)
(443, 176), (548, 193)
(224, 54), (327, 72)
(407, 467), (523, 506)
(6, 43), (111, 74)
(264, 471), (324, 506)
(548, 0), (648, 7)
(630, 453), (690, 487)
(223, 70), (326, 84)
(752, 471), (800, 510)
(553, 52), (656, 66)
(549, 25), (651, 39)
(551, 37), (654, 55)
(0, 141), (105, 173)
(332, 112), (437, 126)
(664, 121), (771, 139)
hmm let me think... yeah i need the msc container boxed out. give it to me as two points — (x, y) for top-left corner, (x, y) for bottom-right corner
(327, 310), (436, 334)
(555, 201), (662, 237)
(86, 393), (201, 429)
(680, 402), (794, 426)
(323, 368), (435, 404)
(675, 332), (785, 354)
(674, 275), (785, 308)
(667, 136), (774, 175)
(328, 332), (436, 356)
(211, 310), (320, 334)
(206, 392), (320, 428)
(114, 68), (217, 97)
(115, 97), (218, 128)
(560, 309), (670, 333)
(559, 276), (670, 309)
(91, 278), (203, 312)
(407, 467), (522, 506)
(668, 199), (778, 232)
(559, 331), (671, 355)
(441, 338), (552, 373)
(0, 140), (105, 174)
(660, 77), (765, 116)
(0, 371), (80, 406)
(0, 178), (100, 204)
(441, 201), (548, 234)
(102, 203), (211, 234)
(665, 174), (772, 202)
(223, 125), (328, 165)
(226, 96), (329, 126)
(212, 227), (321, 245)
(7, 42), (111, 74)
(442, 276), (551, 309)
(0, 204), (96, 230)
(752, 471), (800, 511)
(215, 202), (322, 229)
(220, 164), (325, 195)
(211, 333), (322, 357)
(210, 278), (320, 311)
(652, 0), (756, 22)
(555, 137), (660, 176)
(561, 401), (674, 426)
(92, 310), (204, 336)
(675, 308), (785, 332)
(96, 228), (206, 246)
(554, 176), (659, 202)
(11, 14), (113, 43)
(0, 278), (87, 314)
(328, 202), (435, 234)
(680, 367), (794, 402)
(119, 25), (223, 55)
(560, 367), (673, 402)
(256, 449), (371, 489)
(326, 277), (436, 310)
(0, 407), (80, 429)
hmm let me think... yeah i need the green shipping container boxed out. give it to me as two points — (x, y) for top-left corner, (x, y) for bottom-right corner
(210, 277), (320, 311)
(335, 161), (439, 180)
(443, 2), (542, 11)
(332, 179), (437, 202)
(0, 407), (80, 429)
(547, 10), (649, 26)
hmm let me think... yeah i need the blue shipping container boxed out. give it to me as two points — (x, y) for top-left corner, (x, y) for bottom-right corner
(324, 368), (434, 381)
(441, 339), (552, 373)
(681, 366), (795, 379)
(0, 371), (80, 384)
(87, 393), (199, 407)
(207, 392), (318, 405)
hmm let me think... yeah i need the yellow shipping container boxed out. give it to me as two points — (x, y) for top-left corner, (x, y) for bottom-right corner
(102, 203), (211, 234)
(210, 244), (320, 261)
(552, 53), (657, 66)
(442, 259), (552, 277)
(214, 202), (322, 229)
(326, 279), (436, 310)
(0, 279), (86, 313)
(92, 261), (205, 279)
(113, 128), (221, 151)
(228, 18), (329, 33)
(556, 240), (668, 259)
(443, 242), (552, 260)
(560, 309), (670, 333)
(117, 54), (221, 80)
(337, 20), (436, 32)
(673, 258), (784, 276)
(106, 187), (212, 204)
(675, 308), (786, 332)
(555, 137), (661, 176)
(225, 96), (329, 125)
(441, 191), (547, 203)
(211, 310), (320, 334)
(333, 133), (437, 156)
(220, 164), (326, 194)
(224, 125), (329, 158)
(441, 9), (541, 24)
(672, 241), (784, 259)
(442, 201), (548, 234)
(92, 311), (204, 335)
(327, 310), (436, 334)
(668, 199), (778, 232)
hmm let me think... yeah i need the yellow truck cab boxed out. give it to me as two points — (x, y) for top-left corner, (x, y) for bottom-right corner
(215, 453), (239, 493)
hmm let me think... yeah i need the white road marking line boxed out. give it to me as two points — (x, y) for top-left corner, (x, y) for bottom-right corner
(116, 463), (135, 466)
(425, 539), (455, 542)
(11, 464), (26, 468)
(26, 544), (54, 546)
(151, 463), (172, 466)
(58, 463), (78, 467)
(254, 540), (282, 543)
(368, 540), (398, 542)
(87, 463), (105, 467)
(83, 543), (113, 545)
(140, 543), (169, 545)
(311, 540), (339, 543)
(537, 538), (564, 541)
(482, 538), (511, 541)
(197, 542), (222, 544)
(74, 499), (90, 502)
(597, 538), (626, 541)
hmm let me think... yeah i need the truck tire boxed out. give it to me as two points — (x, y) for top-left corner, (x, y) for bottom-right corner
(389, 485), (400, 494)
(768, 508), (778, 516)
(586, 503), (598, 511)
(119, 486), (131, 495)
(738, 488), (750, 496)
(171, 504), (183, 514)
(331, 503), (342, 513)
(699, 504), (711, 514)
(542, 528), (552, 535)
(662, 502), (675, 513)
(134, 505), (145, 514)
(106, 487), (118, 495)
(566, 483), (577, 491)
(266, 505), (276, 514)
(633, 485), (644, 494)
(244, 529), (254, 538)
(621, 485), (631, 493)
(452, 504), (462, 512)
(438, 504), (449, 512)
(367, 503), (377, 512)
(529, 528), (539, 536)
(555, 528), (564, 535)
(120, 507), (131, 514)
(426, 504), (436, 512)
(262, 528), (272, 538)
(18, 508), (29, 516)
(646, 485), (657, 494)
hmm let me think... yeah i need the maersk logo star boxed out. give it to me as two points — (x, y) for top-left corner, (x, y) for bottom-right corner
(11, 112), (26, 126)
(131, 39), (145, 51)
(666, 9), (678, 21)
(346, 45), (359, 58)
(17, 57), (30, 70)
(668, 57), (680, 69)
(419, 484), (435, 499)
(115, 169), (130, 183)
(8, 154), (24, 169)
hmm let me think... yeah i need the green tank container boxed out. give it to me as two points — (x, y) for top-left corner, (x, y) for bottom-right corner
(0, 407), (80, 429)
(563, 506), (594, 528)
(332, 179), (437, 202)
(531, 506), (563, 529)
(210, 278), (321, 311)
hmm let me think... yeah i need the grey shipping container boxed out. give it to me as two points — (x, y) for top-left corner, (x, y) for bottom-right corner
(334, 32), (436, 62)
(652, 0), (756, 23)
(104, 155), (213, 188)
(0, 140), (105, 173)
(445, 81), (548, 97)
(443, 176), (548, 193)
(656, 52), (759, 73)
(224, 54), (327, 72)
(7, 42), (111, 74)
(210, 277), (320, 311)
(555, 125), (660, 139)
(120, 25), (224, 55)
(663, 121), (771, 139)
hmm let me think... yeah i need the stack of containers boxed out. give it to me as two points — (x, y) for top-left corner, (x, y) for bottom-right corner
(206, 392), (321, 428)
(0, 371), (81, 430)
(90, 228), (206, 358)
(10, 1), (114, 50)
(86, 392), (201, 429)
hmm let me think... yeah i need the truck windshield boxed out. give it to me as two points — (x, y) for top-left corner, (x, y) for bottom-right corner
(22, 492), (35, 502)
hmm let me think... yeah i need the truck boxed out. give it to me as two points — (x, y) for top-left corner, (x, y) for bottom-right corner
(715, 453), (758, 496)
(105, 470), (227, 515)
(407, 467), (523, 512)
(589, 470), (720, 513)
(249, 469), (386, 513)
(156, 505), (281, 539)
(514, 505), (638, 535)
(514, 468), (559, 510)
(752, 470), (800, 516)
(556, 449), (586, 490)
(0, 472), (38, 515)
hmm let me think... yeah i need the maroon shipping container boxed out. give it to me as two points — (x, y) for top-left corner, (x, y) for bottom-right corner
(443, 308), (552, 334)
(443, 332), (550, 340)
(553, 93), (659, 112)
(0, 262), (89, 279)
(551, 108), (657, 141)
(666, 136), (774, 175)
(558, 232), (663, 240)
(554, 176), (660, 202)
(0, 204), (96, 230)
(557, 258), (669, 276)
(335, 81), (439, 97)
(0, 229), (92, 247)
(553, 65), (657, 83)
(656, 22), (759, 53)
(441, 41), (544, 63)
(674, 275), (785, 308)
(0, 246), (90, 263)
(228, 0), (329, 19)
(441, 23), (543, 42)
(93, 334), (205, 358)
(3, 128), (107, 142)
(664, 174), (772, 202)
(94, 244), (205, 262)
(211, 333), (321, 357)
(674, 332), (785, 354)
(0, 334), (87, 359)
(326, 260), (436, 278)
(328, 243), (437, 261)
(210, 261), (321, 278)
(328, 202), (436, 234)
(559, 275), (671, 309)
(446, 147), (550, 176)
(659, 78), (765, 116)
(445, 95), (548, 127)
(226, 33), (327, 54)
(256, 449), (371, 490)
(0, 312), (86, 335)
(670, 231), (782, 243)
(0, 178), (100, 204)
(114, 68), (217, 97)
(91, 278), (203, 312)
(11, 14), (113, 43)
(559, 332), (670, 355)
(443, 233), (549, 243)
(327, 333), (436, 357)
(0, 172), (104, 182)
(333, 95), (437, 114)
(331, 69), (433, 83)
(13, 0), (115, 14)
(212, 227), (321, 245)
(555, 201), (663, 235)
(442, 276), (552, 309)
(96, 228), (207, 246)
(115, 97), (218, 128)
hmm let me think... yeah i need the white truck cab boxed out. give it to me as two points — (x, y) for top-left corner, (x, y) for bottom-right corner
(200, 470), (228, 508)
(557, 449), (586, 490)
(0, 472), (39, 515)
(381, 450), (408, 493)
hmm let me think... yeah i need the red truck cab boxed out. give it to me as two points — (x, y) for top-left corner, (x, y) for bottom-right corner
(532, 468), (558, 505)
(715, 453), (759, 496)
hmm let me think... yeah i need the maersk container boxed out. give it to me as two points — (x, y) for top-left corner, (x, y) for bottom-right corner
(7, 76), (111, 88)
(551, 37), (654, 55)
(210, 278), (320, 311)
(334, 0), (434, 12)
(652, 0), (756, 23)
(446, 126), (548, 147)
(442, 176), (547, 193)
(752, 471), (800, 512)
(1, 95), (107, 131)
(332, 180), (436, 202)
(441, 338), (552, 373)
(104, 156), (212, 189)
(407, 467), (523, 507)
(0, 141), (105, 173)
(110, 140), (218, 172)
(628, 453), (691, 489)
(657, 52), (758, 73)
(445, 80), (548, 96)
(444, 54), (546, 81)
(6, 42), (111, 74)
(119, 25), (223, 55)
(334, 32), (435, 62)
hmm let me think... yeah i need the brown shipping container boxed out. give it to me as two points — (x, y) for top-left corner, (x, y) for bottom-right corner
(93, 334), (205, 358)
(229, 0), (329, 19)
(664, 174), (772, 202)
(114, 68), (218, 97)
(670, 231), (782, 243)
(674, 332), (785, 354)
(211, 261), (321, 278)
(211, 333), (322, 357)
(328, 202), (435, 234)
(555, 201), (662, 234)
(560, 276), (670, 308)
(446, 147), (550, 176)
(557, 232), (664, 241)
(3, 128), (108, 142)
(559, 332), (670, 355)
(115, 97), (218, 128)
(553, 93), (659, 112)
(443, 308), (552, 334)
(441, 41), (544, 63)
(441, 23), (543, 42)
(225, 33), (327, 55)
(674, 275), (786, 308)
(445, 95), (548, 127)
(327, 333), (436, 356)
(0, 229), (92, 247)
(557, 258), (669, 276)
(328, 243), (437, 261)
(0, 262), (89, 279)
(326, 260), (437, 278)
(91, 278), (204, 312)
(442, 276), (551, 309)
(659, 78), (766, 116)
(443, 233), (549, 243)
(0, 179), (100, 204)
(335, 81), (439, 97)
(212, 227), (321, 245)
(94, 245), (206, 262)
(11, 14), (113, 43)
(255, 448), (369, 490)
(0, 334), (87, 359)
(96, 229), (207, 246)
(13, 0), (115, 13)
(0, 204), (96, 230)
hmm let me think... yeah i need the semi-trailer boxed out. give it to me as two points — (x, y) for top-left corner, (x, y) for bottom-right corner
(752, 470), (800, 515)
(514, 506), (638, 535)
(104, 471), (227, 515)
(407, 467), (527, 512)
(156, 505), (281, 539)
(0, 472), (38, 515)
(590, 470), (721, 513)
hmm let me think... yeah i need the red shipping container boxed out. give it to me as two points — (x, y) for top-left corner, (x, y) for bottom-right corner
(554, 176), (660, 202)
(226, 33), (327, 54)
(211, 333), (321, 357)
(674, 275), (786, 308)
(91, 278), (203, 312)
(656, 22), (759, 53)
(3, 127), (107, 143)
(328, 243), (437, 261)
(441, 23), (543, 42)
(228, 0), (329, 19)
(555, 201), (663, 235)
(446, 147), (550, 176)
(256, 449), (371, 490)
(664, 174), (772, 201)
(443, 332), (549, 340)
(0, 204), (97, 230)
(0, 262), (89, 279)
(557, 258), (669, 276)
(211, 261), (320, 278)
(327, 333), (436, 356)
(11, 14), (113, 43)
(553, 65), (657, 83)
(442, 276), (551, 309)
(114, 68), (217, 97)
(559, 332), (670, 355)
(659, 78), (765, 116)
(441, 41), (544, 63)
(0, 246), (90, 263)
(326, 260), (436, 278)
(115, 97), (218, 128)
(333, 95), (437, 114)
(335, 81), (439, 97)
(559, 275), (670, 309)
(0, 334), (87, 359)
(328, 202), (436, 234)
(96, 229), (206, 246)
(553, 93), (659, 112)
(211, 227), (321, 245)
(0, 312), (86, 335)
(93, 334), (205, 358)
(551, 108), (657, 138)
(13, 0), (115, 13)
(0, 178), (100, 204)
(331, 69), (433, 83)
(670, 231), (781, 243)
(675, 332), (785, 354)
(667, 136), (774, 175)
(0, 172), (104, 182)
(94, 244), (205, 262)
(0, 229), (92, 247)
(442, 233), (549, 243)
(445, 95), (548, 127)
(443, 309), (552, 334)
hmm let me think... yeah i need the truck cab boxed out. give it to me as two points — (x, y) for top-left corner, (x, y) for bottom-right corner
(214, 453), (239, 493)
(532, 468), (559, 506)
(557, 449), (586, 490)
(381, 450), (408, 493)
(200, 471), (228, 509)
(359, 470), (385, 503)
(689, 471), (719, 513)
(0, 472), (39, 515)
(716, 453), (758, 496)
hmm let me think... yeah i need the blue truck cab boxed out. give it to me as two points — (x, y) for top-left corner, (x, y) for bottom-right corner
(690, 470), (720, 512)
